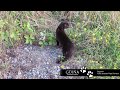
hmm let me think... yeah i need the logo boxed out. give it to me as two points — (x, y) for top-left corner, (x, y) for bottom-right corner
(65, 69), (80, 75)
(60, 67), (120, 77)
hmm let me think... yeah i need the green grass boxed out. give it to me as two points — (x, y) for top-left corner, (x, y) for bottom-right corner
(0, 11), (120, 79)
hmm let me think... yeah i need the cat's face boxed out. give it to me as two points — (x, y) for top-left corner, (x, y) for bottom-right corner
(63, 22), (69, 29)
(60, 19), (70, 29)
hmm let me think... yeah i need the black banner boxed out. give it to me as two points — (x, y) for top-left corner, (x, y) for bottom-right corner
(60, 69), (120, 77)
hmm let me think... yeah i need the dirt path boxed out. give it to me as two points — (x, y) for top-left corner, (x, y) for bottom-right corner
(1, 45), (87, 79)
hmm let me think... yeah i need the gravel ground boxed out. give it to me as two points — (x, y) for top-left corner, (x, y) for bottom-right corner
(3, 45), (87, 79)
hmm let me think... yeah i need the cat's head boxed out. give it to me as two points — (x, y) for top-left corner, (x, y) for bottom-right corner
(60, 19), (75, 29)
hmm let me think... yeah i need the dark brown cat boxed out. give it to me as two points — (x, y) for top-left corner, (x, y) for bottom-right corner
(56, 21), (74, 64)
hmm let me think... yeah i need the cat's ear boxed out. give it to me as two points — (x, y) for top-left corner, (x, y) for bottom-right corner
(60, 18), (69, 22)
(61, 18), (65, 21)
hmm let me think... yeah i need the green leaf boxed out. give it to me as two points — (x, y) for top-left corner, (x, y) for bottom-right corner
(24, 35), (29, 39)
(44, 42), (48, 46)
(27, 22), (30, 28)
(24, 35), (31, 44)
(25, 39), (29, 44)
(48, 41), (53, 45)
(29, 39), (33, 44)
(30, 34), (35, 40)
(39, 41), (43, 45)
(10, 32), (16, 39)
(1, 32), (5, 40)
(23, 22), (27, 29)
(27, 22), (34, 32)
(48, 37), (53, 41)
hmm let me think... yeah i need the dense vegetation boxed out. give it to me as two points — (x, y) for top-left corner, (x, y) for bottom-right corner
(0, 11), (120, 79)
